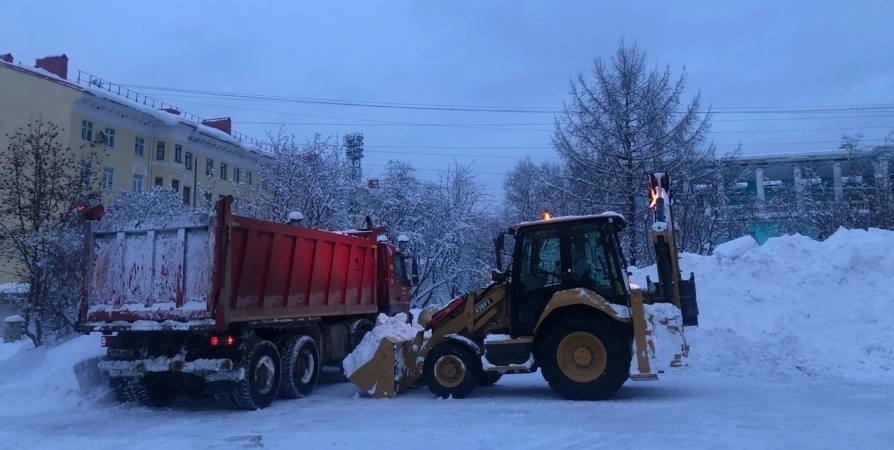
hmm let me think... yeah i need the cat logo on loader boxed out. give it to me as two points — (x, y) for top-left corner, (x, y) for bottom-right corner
(348, 172), (699, 400)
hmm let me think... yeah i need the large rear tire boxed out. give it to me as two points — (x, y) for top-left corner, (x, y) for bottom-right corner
(423, 342), (480, 399)
(110, 375), (178, 408)
(539, 314), (630, 401)
(229, 336), (282, 410)
(278, 335), (320, 399)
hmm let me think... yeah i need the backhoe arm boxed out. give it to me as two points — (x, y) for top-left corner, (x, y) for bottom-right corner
(646, 172), (699, 327)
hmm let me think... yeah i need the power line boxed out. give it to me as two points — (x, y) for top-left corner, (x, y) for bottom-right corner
(126, 84), (894, 115)
(154, 97), (894, 128)
(231, 121), (894, 134)
(361, 139), (886, 150)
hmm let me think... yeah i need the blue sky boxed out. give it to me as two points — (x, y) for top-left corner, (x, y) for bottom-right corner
(2, 0), (893, 203)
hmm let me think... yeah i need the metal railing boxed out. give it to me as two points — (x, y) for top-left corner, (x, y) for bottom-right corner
(75, 70), (273, 152)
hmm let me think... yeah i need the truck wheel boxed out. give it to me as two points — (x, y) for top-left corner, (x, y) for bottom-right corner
(423, 341), (480, 399)
(278, 335), (320, 399)
(230, 336), (282, 410)
(110, 375), (178, 408)
(539, 314), (630, 401)
(478, 371), (503, 387)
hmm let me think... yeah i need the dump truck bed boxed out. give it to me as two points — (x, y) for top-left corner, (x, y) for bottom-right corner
(78, 204), (380, 333)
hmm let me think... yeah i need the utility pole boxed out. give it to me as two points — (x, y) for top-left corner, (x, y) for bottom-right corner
(344, 132), (364, 223)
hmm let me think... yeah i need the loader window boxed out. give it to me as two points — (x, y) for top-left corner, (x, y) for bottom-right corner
(568, 225), (624, 298)
(519, 230), (562, 292)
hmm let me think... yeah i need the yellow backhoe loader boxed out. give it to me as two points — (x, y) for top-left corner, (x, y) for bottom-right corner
(348, 172), (699, 400)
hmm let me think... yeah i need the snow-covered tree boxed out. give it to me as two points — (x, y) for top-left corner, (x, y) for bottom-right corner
(364, 160), (497, 307)
(233, 128), (356, 230)
(0, 119), (104, 346)
(103, 185), (199, 221)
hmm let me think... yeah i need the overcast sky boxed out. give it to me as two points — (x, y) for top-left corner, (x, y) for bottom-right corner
(3, 0), (893, 203)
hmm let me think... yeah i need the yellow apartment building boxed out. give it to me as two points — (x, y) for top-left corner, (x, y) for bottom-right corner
(0, 53), (272, 285)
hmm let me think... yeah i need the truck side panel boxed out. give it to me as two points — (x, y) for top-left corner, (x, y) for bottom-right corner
(224, 216), (378, 322)
(80, 214), (217, 324)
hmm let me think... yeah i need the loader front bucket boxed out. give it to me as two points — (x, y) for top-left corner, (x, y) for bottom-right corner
(346, 335), (422, 398)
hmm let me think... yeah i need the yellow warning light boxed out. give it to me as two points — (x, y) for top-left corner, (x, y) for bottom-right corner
(541, 212), (551, 220)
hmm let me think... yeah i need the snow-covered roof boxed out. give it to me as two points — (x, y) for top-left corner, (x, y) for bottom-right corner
(0, 58), (273, 159)
(510, 212), (625, 231)
(0, 283), (28, 294)
(84, 87), (271, 157)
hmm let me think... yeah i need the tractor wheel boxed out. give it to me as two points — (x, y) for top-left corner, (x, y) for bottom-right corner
(478, 371), (503, 387)
(423, 341), (480, 399)
(278, 335), (320, 399)
(229, 336), (282, 410)
(539, 314), (630, 401)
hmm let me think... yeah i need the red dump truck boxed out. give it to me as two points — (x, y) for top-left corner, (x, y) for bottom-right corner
(75, 196), (416, 410)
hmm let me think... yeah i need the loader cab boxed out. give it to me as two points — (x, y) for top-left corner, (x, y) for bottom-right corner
(499, 214), (629, 336)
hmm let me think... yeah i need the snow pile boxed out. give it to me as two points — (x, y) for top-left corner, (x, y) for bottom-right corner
(0, 334), (111, 415)
(629, 227), (894, 381)
(712, 235), (759, 260)
(341, 313), (422, 379)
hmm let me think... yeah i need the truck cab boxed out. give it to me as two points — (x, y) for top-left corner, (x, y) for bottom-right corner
(376, 242), (417, 316)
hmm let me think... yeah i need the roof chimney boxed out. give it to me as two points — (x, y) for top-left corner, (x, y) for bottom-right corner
(35, 54), (68, 80)
(0, 53), (12, 63)
(201, 117), (232, 135)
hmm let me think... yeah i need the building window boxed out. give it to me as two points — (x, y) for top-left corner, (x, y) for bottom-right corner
(134, 136), (144, 156)
(156, 141), (166, 160)
(102, 167), (114, 190)
(133, 174), (143, 191)
(206, 158), (214, 176)
(103, 128), (116, 148)
(172, 179), (179, 192)
(155, 177), (163, 187)
(174, 144), (182, 163)
(81, 120), (93, 142)
(220, 163), (228, 180)
(185, 152), (193, 170)
(183, 186), (191, 206)
(235, 167), (242, 183)
(247, 171), (253, 185)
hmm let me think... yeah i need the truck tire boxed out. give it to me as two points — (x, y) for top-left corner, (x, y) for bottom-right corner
(110, 375), (178, 408)
(278, 335), (320, 399)
(478, 371), (503, 387)
(229, 336), (282, 410)
(538, 314), (630, 401)
(423, 341), (480, 399)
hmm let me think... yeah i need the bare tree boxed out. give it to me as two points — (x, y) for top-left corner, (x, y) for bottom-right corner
(549, 39), (714, 265)
(502, 157), (570, 223)
(0, 119), (104, 346)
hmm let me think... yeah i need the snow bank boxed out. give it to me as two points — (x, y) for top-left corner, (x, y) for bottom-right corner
(0, 334), (110, 415)
(342, 313), (422, 379)
(712, 235), (759, 260)
(629, 227), (894, 381)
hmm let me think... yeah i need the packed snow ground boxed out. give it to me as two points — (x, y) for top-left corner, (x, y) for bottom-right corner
(1, 228), (893, 448)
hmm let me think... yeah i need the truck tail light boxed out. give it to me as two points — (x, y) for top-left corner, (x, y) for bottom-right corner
(210, 335), (235, 347)
(101, 336), (108, 347)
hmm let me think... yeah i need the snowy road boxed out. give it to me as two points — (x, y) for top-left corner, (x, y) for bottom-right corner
(2, 368), (891, 450)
